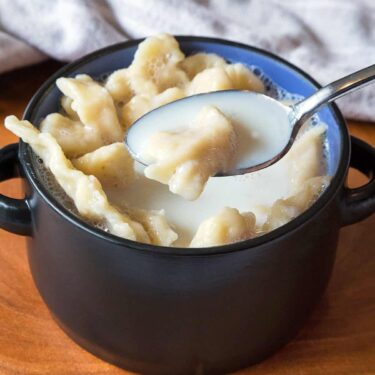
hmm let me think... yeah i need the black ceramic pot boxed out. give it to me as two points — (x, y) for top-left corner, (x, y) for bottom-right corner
(0, 37), (374, 375)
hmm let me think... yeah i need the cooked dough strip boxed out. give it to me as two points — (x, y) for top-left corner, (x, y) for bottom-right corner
(5, 116), (150, 244)
(261, 176), (331, 232)
(141, 106), (237, 200)
(71, 142), (136, 190)
(190, 207), (256, 247)
(128, 207), (178, 247)
(41, 75), (124, 158)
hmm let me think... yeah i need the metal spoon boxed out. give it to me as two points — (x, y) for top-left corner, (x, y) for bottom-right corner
(126, 64), (375, 176)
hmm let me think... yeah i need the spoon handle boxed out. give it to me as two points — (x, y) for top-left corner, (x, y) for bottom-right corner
(291, 64), (375, 125)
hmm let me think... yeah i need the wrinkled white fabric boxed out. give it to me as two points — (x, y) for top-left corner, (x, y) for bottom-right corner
(0, 0), (374, 120)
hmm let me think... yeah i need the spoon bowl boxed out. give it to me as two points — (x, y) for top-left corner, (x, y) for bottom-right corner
(126, 91), (296, 176)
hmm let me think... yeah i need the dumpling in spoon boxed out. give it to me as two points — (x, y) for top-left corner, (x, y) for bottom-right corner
(140, 105), (237, 200)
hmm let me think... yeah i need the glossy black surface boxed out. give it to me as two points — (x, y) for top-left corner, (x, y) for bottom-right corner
(27, 195), (339, 374)
(0, 144), (31, 235)
(339, 137), (375, 225)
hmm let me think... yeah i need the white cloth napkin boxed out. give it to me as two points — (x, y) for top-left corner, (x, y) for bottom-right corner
(0, 0), (374, 121)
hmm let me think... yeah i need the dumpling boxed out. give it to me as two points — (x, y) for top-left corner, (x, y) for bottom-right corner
(129, 208), (178, 246)
(41, 75), (123, 158)
(60, 74), (96, 119)
(39, 113), (101, 158)
(262, 176), (330, 232)
(140, 106), (237, 200)
(187, 64), (264, 95)
(60, 96), (79, 120)
(224, 63), (265, 92)
(190, 207), (256, 247)
(121, 87), (185, 128)
(180, 52), (227, 79)
(284, 124), (327, 193)
(72, 143), (135, 189)
(104, 69), (133, 103)
(127, 33), (189, 94)
(188, 67), (233, 95)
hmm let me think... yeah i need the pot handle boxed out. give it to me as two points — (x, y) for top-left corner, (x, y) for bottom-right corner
(340, 136), (375, 226)
(0, 143), (32, 236)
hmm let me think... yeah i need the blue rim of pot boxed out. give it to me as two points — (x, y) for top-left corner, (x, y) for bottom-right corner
(20, 36), (350, 256)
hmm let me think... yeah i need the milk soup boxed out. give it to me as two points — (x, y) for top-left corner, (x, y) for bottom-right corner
(5, 34), (330, 248)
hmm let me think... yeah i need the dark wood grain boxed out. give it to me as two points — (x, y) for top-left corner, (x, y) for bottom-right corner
(0, 62), (374, 375)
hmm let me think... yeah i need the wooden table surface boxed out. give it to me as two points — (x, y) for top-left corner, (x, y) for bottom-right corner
(0, 61), (374, 375)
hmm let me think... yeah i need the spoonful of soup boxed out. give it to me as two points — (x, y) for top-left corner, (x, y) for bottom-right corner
(126, 64), (375, 178)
